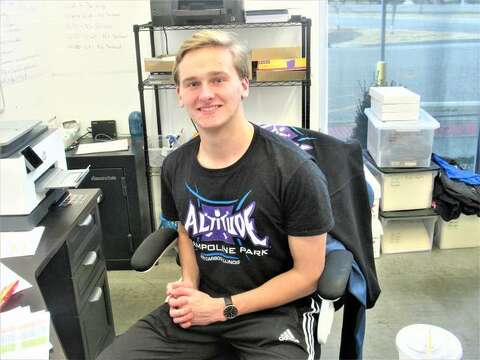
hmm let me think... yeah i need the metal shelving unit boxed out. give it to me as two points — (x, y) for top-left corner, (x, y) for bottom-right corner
(132, 18), (312, 228)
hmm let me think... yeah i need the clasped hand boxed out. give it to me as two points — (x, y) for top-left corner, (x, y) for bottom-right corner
(166, 281), (224, 329)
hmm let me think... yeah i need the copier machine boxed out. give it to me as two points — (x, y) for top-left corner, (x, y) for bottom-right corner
(0, 120), (89, 231)
(150, 0), (245, 26)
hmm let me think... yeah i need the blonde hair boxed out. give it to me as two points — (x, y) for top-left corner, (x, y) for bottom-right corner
(173, 30), (248, 85)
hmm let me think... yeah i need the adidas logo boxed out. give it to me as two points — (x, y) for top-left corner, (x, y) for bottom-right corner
(278, 328), (300, 344)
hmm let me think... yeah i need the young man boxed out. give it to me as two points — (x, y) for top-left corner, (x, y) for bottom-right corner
(99, 30), (334, 360)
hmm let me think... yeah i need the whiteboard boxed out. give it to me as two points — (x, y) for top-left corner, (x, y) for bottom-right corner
(0, 1), (52, 121)
(0, 0), (150, 134)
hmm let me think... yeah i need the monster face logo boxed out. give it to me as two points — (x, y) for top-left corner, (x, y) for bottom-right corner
(261, 124), (314, 152)
(184, 184), (270, 264)
(185, 201), (269, 247)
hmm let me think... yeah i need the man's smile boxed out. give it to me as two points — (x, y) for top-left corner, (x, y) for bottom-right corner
(197, 105), (222, 113)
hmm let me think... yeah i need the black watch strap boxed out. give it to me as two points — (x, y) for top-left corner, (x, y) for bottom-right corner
(224, 296), (233, 307)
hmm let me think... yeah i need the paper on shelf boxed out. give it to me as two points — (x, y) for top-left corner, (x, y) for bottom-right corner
(0, 263), (31, 294)
(76, 138), (128, 155)
(0, 227), (44, 259)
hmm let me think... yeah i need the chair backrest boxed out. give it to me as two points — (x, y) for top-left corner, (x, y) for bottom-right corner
(261, 124), (380, 309)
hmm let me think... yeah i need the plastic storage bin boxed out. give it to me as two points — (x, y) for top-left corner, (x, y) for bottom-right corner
(435, 214), (480, 249)
(380, 210), (438, 254)
(366, 108), (440, 168)
(364, 165), (383, 258)
(147, 134), (182, 167)
(364, 156), (438, 212)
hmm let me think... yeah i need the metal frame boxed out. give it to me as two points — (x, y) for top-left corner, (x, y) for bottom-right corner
(133, 18), (312, 228)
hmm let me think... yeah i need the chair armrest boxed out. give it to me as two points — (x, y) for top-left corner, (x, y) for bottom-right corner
(131, 228), (178, 272)
(317, 250), (353, 300)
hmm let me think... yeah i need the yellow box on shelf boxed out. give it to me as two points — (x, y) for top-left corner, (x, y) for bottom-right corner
(257, 58), (306, 71)
(250, 47), (301, 61)
(256, 70), (306, 82)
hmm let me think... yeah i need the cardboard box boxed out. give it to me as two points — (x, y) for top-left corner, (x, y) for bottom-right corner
(371, 99), (420, 121)
(247, 56), (253, 80)
(369, 86), (420, 104)
(256, 69), (306, 82)
(369, 86), (421, 121)
(250, 47), (301, 61)
(144, 55), (176, 73)
(257, 58), (306, 71)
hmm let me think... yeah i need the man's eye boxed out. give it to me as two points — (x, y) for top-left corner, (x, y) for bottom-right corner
(212, 78), (224, 84)
(187, 82), (199, 87)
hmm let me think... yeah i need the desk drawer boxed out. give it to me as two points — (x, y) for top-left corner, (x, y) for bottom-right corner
(79, 269), (114, 360)
(73, 242), (105, 310)
(68, 208), (101, 273)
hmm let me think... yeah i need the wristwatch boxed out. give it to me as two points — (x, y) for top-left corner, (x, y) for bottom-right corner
(223, 296), (238, 320)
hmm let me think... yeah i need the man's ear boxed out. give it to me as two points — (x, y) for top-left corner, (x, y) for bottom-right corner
(176, 87), (184, 107)
(240, 78), (249, 100)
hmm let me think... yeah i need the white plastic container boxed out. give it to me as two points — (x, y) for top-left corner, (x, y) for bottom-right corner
(435, 214), (480, 249)
(380, 210), (437, 254)
(369, 86), (420, 122)
(364, 157), (438, 212)
(366, 108), (440, 168)
(396, 324), (462, 360)
(147, 135), (181, 167)
(364, 165), (383, 258)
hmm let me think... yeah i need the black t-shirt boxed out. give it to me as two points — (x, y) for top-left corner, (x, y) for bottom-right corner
(161, 124), (334, 297)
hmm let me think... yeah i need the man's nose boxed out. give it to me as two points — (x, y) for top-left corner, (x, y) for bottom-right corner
(198, 84), (214, 100)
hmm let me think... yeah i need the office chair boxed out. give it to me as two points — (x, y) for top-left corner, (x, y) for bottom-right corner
(131, 126), (380, 359)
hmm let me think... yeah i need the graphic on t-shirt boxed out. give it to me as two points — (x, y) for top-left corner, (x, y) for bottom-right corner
(184, 183), (270, 265)
(261, 124), (314, 152)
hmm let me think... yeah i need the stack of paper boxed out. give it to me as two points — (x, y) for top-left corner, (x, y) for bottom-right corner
(369, 86), (420, 122)
(0, 227), (44, 259)
(0, 263), (32, 293)
(0, 306), (50, 359)
(245, 9), (290, 23)
(76, 138), (128, 155)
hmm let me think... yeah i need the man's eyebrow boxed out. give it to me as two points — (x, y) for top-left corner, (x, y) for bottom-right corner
(182, 77), (198, 84)
(208, 71), (228, 77)
(182, 72), (229, 84)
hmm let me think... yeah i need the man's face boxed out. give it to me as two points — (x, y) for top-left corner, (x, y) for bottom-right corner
(176, 46), (249, 131)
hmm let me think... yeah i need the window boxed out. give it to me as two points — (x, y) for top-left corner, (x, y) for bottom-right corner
(327, 1), (480, 171)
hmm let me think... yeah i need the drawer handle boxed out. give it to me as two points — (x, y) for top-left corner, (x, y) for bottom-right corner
(82, 251), (98, 266)
(79, 214), (93, 227)
(88, 287), (103, 303)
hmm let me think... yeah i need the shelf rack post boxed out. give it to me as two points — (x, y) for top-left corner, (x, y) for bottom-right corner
(134, 24), (156, 232)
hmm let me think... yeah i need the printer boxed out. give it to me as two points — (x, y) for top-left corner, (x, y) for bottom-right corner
(0, 120), (89, 231)
(151, 0), (245, 26)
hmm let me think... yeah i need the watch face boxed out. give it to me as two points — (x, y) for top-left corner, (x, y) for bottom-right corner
(224, 304), (238, 320)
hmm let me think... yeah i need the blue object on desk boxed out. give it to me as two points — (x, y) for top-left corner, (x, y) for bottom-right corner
(128, 111), (143, 137)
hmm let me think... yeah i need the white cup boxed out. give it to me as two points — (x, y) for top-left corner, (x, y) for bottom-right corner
(396, 324), (463, 360)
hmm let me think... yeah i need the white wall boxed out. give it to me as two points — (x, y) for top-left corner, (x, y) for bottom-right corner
(0, 0), (327, 136)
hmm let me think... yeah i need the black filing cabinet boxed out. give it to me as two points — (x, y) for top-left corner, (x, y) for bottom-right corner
(66, 137), (152, 270)
(37, 191), (115, 360)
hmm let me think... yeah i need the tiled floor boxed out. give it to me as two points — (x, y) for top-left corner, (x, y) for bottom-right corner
(107, 247), (480, 359)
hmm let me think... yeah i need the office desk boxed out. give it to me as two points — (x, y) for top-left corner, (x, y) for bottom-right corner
(66, 137), (152, 270)
(1, 189), (115, 359)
